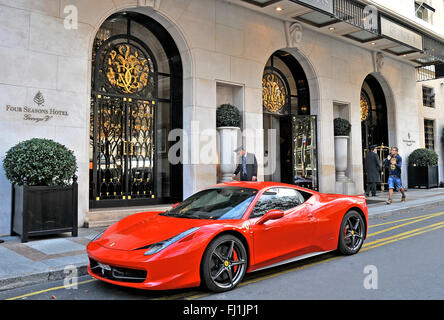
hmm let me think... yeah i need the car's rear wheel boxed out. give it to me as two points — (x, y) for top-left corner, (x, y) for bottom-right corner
(201, 234), (248, 292)
(338, 210), (365, 255)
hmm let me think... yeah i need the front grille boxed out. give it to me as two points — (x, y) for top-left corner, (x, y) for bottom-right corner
(89, 257), (147, 283)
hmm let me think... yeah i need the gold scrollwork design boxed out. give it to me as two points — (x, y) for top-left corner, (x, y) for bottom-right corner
(106, 44), (150, 94)
(360, 94), (370, 122)
(262, 73), (287, 113)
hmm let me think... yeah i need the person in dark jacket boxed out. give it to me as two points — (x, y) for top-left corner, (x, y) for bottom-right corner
(365, 144), (381, 197)
(232, 146), (258, 181)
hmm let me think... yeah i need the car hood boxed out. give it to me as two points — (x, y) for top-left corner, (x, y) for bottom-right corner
(98, 211), (213, 251)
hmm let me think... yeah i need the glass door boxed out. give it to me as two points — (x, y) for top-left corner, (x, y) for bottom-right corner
(292, 115), (318, 191)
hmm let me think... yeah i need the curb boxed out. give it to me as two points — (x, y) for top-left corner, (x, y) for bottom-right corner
(0, 264), (88, 292)
(368, 198), (444, 219)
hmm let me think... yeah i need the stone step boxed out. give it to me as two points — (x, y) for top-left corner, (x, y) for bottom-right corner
(85, 204), (173, 228)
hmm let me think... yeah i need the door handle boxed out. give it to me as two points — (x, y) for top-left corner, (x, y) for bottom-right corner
(123, 141), (127, 156)
(122, 141), (134, 156)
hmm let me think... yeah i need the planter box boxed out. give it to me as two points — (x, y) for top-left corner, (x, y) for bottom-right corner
(11, 178), (78, 243)
(408, 165), (438, 189)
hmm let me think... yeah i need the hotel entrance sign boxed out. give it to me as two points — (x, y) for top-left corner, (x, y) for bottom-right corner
(381, 17), (423, 50)
(295, 0), (334, 15)
(4, 92), (69, 123)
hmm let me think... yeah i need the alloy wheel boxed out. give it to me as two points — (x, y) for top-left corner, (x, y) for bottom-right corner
(343, 215), (364, 251)
(207, 238), (247, 290)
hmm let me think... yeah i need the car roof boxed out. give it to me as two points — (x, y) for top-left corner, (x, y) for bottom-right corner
(212, 181), (316, 193)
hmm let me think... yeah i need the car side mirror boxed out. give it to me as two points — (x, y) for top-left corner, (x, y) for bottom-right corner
(171, 202), (181, 209)
(257, 209), (284, 225)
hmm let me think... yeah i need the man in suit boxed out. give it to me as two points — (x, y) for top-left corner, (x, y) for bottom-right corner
(232, 146), (258, 181)
(365, 144), (381, 197)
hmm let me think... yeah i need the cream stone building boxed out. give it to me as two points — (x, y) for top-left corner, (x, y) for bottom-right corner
(0, 0), (443, 235)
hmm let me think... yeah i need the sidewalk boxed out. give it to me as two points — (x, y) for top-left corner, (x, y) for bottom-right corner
(1, 187), (444, 292)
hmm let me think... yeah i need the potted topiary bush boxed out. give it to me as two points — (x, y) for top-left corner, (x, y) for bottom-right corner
(408, 148), (439, 189)
(333, 117), (351, 181)
(3, 138), (78, 242)
(216, 104), (242, 182)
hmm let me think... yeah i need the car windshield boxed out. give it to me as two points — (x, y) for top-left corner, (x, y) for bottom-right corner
(160, 187), (258, 220)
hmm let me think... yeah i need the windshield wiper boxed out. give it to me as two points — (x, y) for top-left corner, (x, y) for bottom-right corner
(160, 212), (182, 218)
(161, 212), (198, 219)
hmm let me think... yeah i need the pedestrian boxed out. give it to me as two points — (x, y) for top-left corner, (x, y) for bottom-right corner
(232, 146), (258, 181)
(383, 146), (406, 204)
(365, 144), (381, 197)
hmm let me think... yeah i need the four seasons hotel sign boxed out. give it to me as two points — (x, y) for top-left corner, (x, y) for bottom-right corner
(4, 91), (69, 123)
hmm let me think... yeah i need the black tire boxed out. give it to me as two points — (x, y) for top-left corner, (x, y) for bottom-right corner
(338, 210), (365, 255)
(201, 234), (248, 293)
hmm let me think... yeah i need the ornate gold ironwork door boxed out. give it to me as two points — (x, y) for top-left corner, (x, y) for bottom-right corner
(91, 96), (156, 204)
(127, 99), (155, 199)
(94, 95), (125, 201)
(90, 32), (158, 206)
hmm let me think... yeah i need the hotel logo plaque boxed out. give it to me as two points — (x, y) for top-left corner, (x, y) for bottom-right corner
(4, 91), (69, 123)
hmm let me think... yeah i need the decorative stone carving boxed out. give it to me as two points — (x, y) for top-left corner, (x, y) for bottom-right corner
(285, 22), (303, 48)
(373, 52), (384, 72)
(137, 0), (161, 10)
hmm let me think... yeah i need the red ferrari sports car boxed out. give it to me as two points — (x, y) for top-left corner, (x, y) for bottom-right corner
(87, 181), (368, 292)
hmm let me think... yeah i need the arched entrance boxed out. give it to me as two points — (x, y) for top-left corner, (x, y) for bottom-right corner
(361, 74), (389, 189)
(89, 12), (183, 208)
(262, 50), (318, 190)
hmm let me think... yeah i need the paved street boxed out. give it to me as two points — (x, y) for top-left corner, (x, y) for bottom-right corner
(1, 205), (444, 300)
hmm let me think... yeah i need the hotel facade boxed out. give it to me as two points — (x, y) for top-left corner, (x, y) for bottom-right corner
(0, 0), (443, 234)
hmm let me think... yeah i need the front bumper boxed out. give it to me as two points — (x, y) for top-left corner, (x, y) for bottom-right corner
(86, 241), (203, 290)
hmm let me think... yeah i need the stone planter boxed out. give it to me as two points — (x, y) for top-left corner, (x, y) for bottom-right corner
(217, 127), (241, 182)
(334, 136), (349, 181)
(408, 165), (438, 189)
(11, 177), (78, 243)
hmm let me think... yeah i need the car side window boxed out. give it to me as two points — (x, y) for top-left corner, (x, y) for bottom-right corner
(249, 188), (308, 219)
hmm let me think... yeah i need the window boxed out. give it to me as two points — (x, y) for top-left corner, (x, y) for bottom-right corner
(424, 119), (435, 150)
(422, 86), (435, 108)
(415, 1), (435, 23)
(250, 188), (311, 219)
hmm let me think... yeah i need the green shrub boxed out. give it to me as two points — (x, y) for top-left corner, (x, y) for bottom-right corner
(3, 138), (77, 186)
(334, 117), (351, 136)
(408, 148), (438, 167)
(216, 104), (241, 128)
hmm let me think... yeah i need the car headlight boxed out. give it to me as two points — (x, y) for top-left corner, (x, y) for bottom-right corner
(143, 227), (200, 256)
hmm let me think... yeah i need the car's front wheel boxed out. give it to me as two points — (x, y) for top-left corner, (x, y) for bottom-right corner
(201, 234), (248, 292)
(338, 210), (365, 255)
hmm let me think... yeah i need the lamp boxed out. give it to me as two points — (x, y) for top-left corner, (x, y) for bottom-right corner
(96, 28), (111, 42)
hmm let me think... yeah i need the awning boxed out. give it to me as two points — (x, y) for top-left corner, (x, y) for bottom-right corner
(240, 0), (444, 79)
